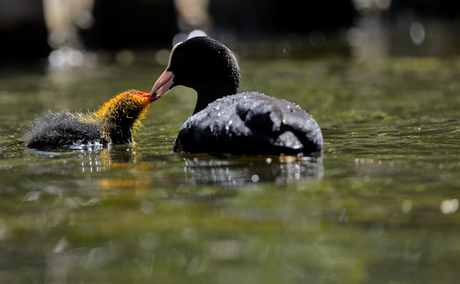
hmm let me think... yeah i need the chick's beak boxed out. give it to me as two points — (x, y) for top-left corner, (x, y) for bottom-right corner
(149, 70), (175, 101)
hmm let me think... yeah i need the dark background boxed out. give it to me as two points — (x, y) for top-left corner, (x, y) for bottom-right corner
(1, 0), (460, 67)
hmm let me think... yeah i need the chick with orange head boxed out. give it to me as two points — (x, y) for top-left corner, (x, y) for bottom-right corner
(26, 90), (153, 149)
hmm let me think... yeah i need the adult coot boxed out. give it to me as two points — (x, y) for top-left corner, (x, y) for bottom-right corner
(150, 36), (322, 155)
(26, 90), (152, 149)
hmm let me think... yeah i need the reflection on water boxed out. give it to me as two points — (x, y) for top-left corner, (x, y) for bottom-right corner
(183, 155), (323, 186)
(31, 146), (324, 197)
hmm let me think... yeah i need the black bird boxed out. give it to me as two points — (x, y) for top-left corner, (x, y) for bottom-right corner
(150, 36), (322, 155)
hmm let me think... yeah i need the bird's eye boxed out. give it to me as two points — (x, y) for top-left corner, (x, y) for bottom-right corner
(176, 52), (182, 60)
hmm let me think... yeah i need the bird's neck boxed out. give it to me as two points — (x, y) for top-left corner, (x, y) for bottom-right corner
(193, 79), (239, 114)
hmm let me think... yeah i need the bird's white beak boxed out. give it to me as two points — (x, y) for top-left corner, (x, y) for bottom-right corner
(149, 70), (175, 101)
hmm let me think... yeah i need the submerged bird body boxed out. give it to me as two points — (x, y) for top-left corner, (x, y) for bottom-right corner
(26, 90), (151, 149)
(150, 36), (323, 155)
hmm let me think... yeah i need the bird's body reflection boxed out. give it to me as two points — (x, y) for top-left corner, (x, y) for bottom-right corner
(182, 155), (323, 186)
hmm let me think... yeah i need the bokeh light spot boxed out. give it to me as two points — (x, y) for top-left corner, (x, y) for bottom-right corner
(410, 21), (425, 45)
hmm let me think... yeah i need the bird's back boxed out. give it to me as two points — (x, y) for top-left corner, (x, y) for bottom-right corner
(173, 92), (323, 155)
(25, 111), (103, 149)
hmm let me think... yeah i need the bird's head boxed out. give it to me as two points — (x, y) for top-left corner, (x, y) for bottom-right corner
(96, 90), (152, 144)
(149, 36), (241, 105)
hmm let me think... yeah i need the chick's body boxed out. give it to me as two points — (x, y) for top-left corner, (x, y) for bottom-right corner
(26, 90), (151, 149)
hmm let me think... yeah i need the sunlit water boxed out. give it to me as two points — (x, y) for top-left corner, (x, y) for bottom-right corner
(1, 56), (460, 283)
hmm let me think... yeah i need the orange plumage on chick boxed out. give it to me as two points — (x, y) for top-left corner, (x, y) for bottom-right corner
(26, 90), (152, 149)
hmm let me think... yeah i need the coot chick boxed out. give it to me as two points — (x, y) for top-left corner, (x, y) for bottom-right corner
(150, 36), (323, 155)
(26, 90), (152, 149)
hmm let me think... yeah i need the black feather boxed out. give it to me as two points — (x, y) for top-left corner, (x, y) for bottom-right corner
(162, 36), (323, 155)
(25, 111), (103, 149)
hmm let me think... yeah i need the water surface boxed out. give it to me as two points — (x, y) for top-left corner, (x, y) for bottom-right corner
(1, 57), (460, 283)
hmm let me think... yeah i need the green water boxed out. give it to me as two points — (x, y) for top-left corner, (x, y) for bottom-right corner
(1, 57), (460, 283)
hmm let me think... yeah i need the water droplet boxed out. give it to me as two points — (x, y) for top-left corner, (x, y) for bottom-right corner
(140, 199), (156, 215)
(225, 120), (233, 131)
(402, 200), (412, 213)
(441, 199), (458, 214)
